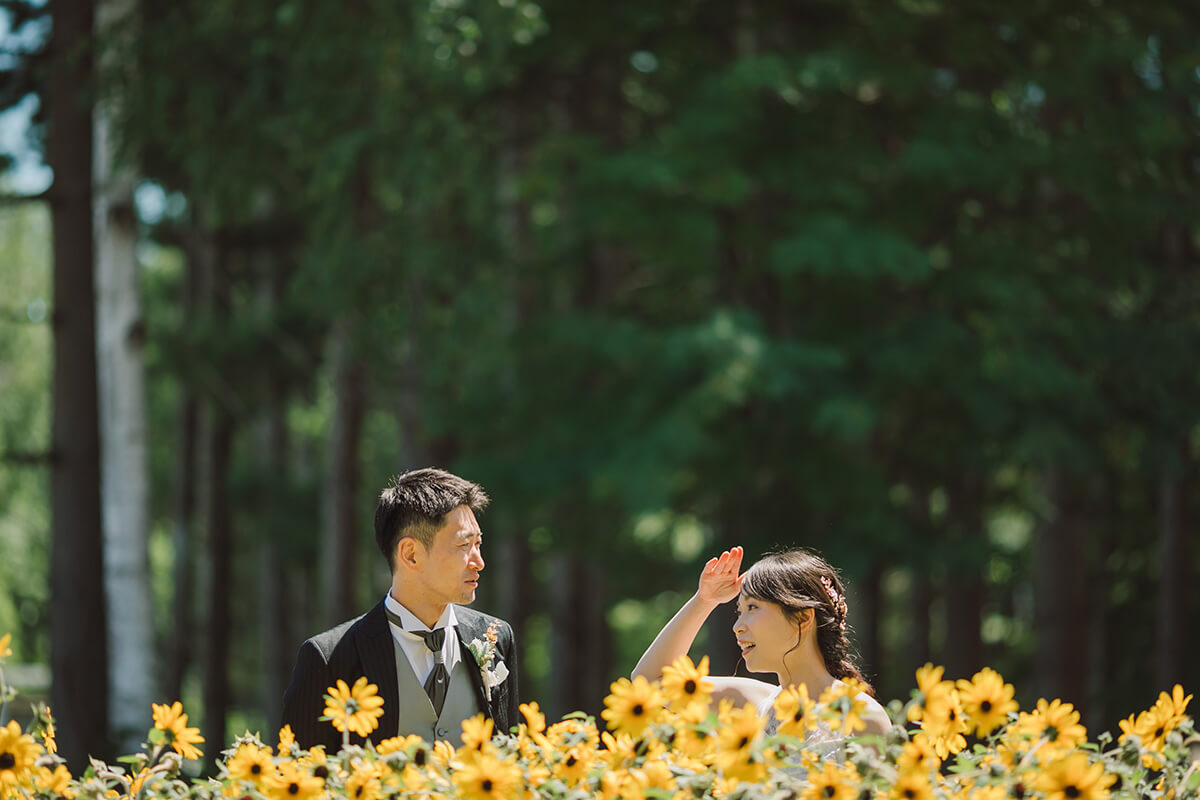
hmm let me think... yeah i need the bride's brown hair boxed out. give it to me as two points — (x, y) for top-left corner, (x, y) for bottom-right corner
(740, 549), (875, 696)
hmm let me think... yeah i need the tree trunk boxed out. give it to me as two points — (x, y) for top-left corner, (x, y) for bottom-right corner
(94, 0), (154, 753)
(46, 0), (109, 771)
(944, 482), (984, 679)
(322, 318), (365, 626)
(1033, 471), (1088, 714)
(858, 561), (883, 687)
(167, 241), (200, 703)
(202, 253), (234, 774)
(548, 556), (613, 720)
(910, 572), (933, 672)
(1155, 459), (1184, 689)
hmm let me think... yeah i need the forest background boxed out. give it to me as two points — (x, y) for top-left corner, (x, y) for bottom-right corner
(0, 0), (1197, 776)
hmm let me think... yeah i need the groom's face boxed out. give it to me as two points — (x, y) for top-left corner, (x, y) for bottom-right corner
(413, 504), (485, 608)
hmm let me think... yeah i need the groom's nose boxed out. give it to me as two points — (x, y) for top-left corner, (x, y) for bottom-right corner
(468, 544), (485, 571)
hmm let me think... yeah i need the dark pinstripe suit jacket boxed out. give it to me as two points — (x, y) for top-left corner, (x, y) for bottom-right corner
(280, 600), (519, 751)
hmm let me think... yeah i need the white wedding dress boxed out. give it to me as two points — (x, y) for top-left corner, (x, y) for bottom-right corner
(757, 686), (850, 769)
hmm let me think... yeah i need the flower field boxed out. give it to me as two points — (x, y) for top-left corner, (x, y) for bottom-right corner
(1, 634), (1196, 800)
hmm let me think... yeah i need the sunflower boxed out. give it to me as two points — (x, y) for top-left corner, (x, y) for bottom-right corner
(344, 766), (384, 800)
(546, 717), (600, 749)
(774, 684), (817, 738)
(661, 655), (714, 713)
(0, 633), (11, 659)
(819, 680), (869, 736)
(909, 664), (947, 723)
(266, 762), (325, 800)
(277, 725), (296, 752)
(801, 761), (860, 800)
(518, 702), (546, 734)
(916, 683), (969, 759)
(957, 668), (1019, 737)
(1034, 753), (1116, 800)
(716, 700), (764, 758)
(451, 753), (523, 800)
(460, 714), (495, 755)
(554, 744), (595, 785)
(1156, 684), (1193, 722)
(323, 677), (385, 738)
(637, 759), (675, 792)
(33, 764), (74, 798)
(890, 771), (934, 800)
(151, 701), (205, 761)
(376, 734), (422, 756)
(601, 675), (665, 737)
(897, 737), (942, 773)
(1012, 699), (1087, 760)
(226, 742), (275, 785)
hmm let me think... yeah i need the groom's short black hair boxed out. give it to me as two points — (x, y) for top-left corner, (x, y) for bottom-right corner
(374, 468), (490, 571)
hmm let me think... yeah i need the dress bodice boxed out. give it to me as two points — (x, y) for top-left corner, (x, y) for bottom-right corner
(757, 686), (848, 768)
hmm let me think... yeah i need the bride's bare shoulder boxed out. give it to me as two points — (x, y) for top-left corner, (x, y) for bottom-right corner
(708, 676), (778, 709)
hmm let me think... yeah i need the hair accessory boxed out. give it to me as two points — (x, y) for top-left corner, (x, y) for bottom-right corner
(819, 575), (848, 632)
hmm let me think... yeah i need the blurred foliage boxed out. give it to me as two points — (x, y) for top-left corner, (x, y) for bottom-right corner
(1, 0), (1199, 735)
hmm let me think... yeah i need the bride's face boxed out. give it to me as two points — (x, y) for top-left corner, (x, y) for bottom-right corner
(732, 594), (801, 676)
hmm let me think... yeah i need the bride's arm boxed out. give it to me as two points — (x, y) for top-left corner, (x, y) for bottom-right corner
(632, 547), (743, 680)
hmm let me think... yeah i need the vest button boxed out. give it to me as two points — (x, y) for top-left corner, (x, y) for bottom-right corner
(436, 728), (448, 738)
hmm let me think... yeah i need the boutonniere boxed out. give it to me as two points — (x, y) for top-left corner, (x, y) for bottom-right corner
(466, 621), (509, 702)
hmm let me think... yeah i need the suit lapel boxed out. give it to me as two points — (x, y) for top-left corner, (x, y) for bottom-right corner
(353, 601), (401, 742)
(454, 611), (492, 719)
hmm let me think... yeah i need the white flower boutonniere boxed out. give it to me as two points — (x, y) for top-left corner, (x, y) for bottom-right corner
(466, 621), (509, 702)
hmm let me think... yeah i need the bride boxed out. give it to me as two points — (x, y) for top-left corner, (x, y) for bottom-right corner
(633, 546), (890, 747)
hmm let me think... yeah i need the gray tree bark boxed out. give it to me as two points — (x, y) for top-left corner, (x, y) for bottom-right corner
(94, 0), (154, 754)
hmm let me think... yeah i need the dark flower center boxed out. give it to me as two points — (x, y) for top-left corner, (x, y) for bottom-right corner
(981, 701), (993, 712)
(823, 787), (836, 798)
(313, 766), (329, 779)
(684, 680), (697, 694)
(1155, 727), (1164, 739)
(287, 783), (300, 795)
(738, 736), (749, 749)
(566, 756), (577, 767)
(481, 779), (494, 792)
(355, 786), (364, 798)
(794, 710), (805, 722)
(0, 753), (14, 770)
(948, 709), (957, 721)
(903, 790), (916, 800)
(1044, 726), (1059, 742)
(414, 750), (427, 767)
(250, 765), (262, 775)
(632, 704), (644, 716)
(1012, 783), (1027, 799)
(1064, 787), (1080, 799)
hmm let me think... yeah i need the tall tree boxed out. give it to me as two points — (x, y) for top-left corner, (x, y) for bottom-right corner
(93, 0), (154, 752)
(45, 0), (109, 769)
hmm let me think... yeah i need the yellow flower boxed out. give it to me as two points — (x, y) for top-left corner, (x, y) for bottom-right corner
(277, 724), (295, 752)
(897, 737), (942, 773)
(890, 770), (934, 800)
(636, 759), (675, 792)
(917, 683), (969, 758)
(324, 677), (385, 738)
(554, 745), (595, 785)
(226, 742), (275, 785)
(661, 655), (714, 713)
(41, 708), (57, 755)
(1013, 699), (1087, 760)
(266, 762), (325, 800)
(601, 676), (665, 737)
(376, 734), (423, 755)
(152, 701), (205, 761)
(451, 753), (523, 800)
(344, 766), (384, 800)
(716, 700), (763, 757)
(819, 679), (869, 736)
(1157, 684), (1193, 721)
(460, 714), (495, 755)
(909, 664), (946, 722)
(0, 634), (11, 659)
(34, 764), (74, 798)
(801, 761), (860, 800)
(1034, 753), (1116, 800)
(519, 702), (546, 734)
(774, 684), (817, 738)
(956, 668), (1018, 737)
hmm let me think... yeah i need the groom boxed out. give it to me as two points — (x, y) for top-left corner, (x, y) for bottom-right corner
(281, 468), (519, 749)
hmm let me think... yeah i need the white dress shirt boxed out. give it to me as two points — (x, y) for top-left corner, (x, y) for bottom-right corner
(384, 592), (461, 687)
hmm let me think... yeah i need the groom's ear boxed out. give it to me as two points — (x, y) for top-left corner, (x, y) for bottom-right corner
(396, 537), (422, 570)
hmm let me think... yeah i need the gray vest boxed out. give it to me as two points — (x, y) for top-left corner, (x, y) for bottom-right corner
(391, 636), (483, 746)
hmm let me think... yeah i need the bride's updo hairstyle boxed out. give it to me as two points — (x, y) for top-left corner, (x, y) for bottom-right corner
(740, 549), (875, 696)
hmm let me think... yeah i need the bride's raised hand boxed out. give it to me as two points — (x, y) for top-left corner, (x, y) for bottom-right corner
(697, 546), (744, 604)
